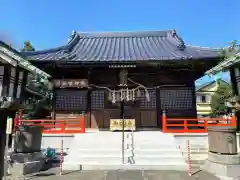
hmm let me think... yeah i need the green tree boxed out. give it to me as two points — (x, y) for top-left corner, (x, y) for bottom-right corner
(220, 40), (240, 60)
(21, 41), (35, 52)
(211, 81), (232, 116)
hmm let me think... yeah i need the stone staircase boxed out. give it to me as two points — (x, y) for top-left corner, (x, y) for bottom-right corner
(176, 138), (208, 168)
(62, 131), (189, 170)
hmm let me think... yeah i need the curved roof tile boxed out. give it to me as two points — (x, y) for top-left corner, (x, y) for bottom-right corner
(22, 30), (220, 62)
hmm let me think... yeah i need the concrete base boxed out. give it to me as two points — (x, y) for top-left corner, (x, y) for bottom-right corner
(203, 152), (240, 177)
(9, 152), (45, 176)
(9, 160), (45, 176)
(10, 152), (43, 163)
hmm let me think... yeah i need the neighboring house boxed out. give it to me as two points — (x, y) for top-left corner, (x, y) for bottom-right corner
(196, 79), (229, 117)
(205, 50), (240, 97)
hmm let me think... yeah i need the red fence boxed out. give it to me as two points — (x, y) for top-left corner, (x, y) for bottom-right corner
(14, 116), (85, 134)
(162, 113), (237, 133)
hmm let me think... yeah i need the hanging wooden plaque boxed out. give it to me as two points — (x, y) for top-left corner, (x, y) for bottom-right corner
(53, 79), (88, 88)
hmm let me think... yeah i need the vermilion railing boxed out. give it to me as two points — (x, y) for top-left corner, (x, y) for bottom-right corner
(162, 112), (237, 133)
(14, 116), (86, 134)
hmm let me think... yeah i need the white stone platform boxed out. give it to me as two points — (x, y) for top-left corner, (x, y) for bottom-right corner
(61, 131), (189, 170)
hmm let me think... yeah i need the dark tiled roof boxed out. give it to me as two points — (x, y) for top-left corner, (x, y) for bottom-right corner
(22, 30), (220, 62)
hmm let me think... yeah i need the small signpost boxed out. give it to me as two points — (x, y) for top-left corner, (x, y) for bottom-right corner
(4, 116), (13, 180)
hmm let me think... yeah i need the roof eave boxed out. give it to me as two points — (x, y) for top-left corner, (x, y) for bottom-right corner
(0, 43), (51, 78)
(205, 52), (240, 75)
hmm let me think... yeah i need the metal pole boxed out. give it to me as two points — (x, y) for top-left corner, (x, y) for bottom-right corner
(59, 139), (63, 176)
(3, 134), (9, 180)
(121, 100), (125, 164)
(4, 116), (12, 180)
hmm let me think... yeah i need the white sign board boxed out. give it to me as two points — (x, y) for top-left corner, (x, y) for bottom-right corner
(6, 117), (12, 134)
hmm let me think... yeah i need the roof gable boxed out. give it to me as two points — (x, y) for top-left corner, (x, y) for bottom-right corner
(22, 30), (220, 62)
(196, 79), (229, 92)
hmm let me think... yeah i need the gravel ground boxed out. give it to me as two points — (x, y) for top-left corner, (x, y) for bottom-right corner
(6, 167), (222, 180)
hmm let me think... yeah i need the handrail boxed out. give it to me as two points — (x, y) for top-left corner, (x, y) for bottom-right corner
(14, 116), (85, 134)
(162, 111), (237, 133)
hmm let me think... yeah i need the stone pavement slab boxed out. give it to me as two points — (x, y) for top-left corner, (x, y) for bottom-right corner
(7, 168), (223, 180)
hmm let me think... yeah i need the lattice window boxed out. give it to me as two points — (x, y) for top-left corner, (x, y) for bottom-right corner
(139, 89), (156, 109)
(55, 89), (88, 111)
(91, 90), (105, 110)
(160, 87), (193, 109)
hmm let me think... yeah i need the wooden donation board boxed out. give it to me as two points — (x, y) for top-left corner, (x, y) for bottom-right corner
(110, 119), (136, 131)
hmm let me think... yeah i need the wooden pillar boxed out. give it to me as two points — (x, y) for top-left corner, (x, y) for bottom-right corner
(232, 67), (240, 130)
(119, 68), (128, 85)
(16, 71), (24, 98)
(0, 66), (4, 96)
(156, 87), (162, 129)
(234, 67), (240, 95)
(13, 68), (20, 99)
(2, 66), (10, 97)
(8, 67), (16, 98)
(0, 65), (5, 180)
(87, 70), (92, 128)
(52, 83), (56, 120)
(20, 71), (28, 100)
(230, 67), (238, 95)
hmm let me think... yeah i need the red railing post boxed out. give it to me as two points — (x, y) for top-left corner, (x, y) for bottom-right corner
(13, 112), (20, 132)
(232, 114), (237, 127)
(81, 115), (85, 133)
(61, 120), (65, 133)
(204, 118), (208, 132)
(162, 110), (167, 133)
(184, 119), (187, 132)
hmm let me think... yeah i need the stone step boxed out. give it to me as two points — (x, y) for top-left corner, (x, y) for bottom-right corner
(63, 132), (189, 171)
(133, 143), (179, 149)
(64, 155), (187, 165)
(68, 148), (183, 157)
(62, 163), (189, 171)
(74, 133), (177, 143)
(70, 143), (180, 149)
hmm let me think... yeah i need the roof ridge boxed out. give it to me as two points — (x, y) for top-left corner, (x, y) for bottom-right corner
(76, 30), (174, 38)
(21, 29), (178, 56)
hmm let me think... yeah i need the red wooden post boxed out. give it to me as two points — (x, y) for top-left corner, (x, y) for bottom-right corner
(184, 119), (187, 132)
(162, 110), (167, 133)
(204, 118), (208, 132)
(81, 115), (85, 133)
(13, 112), (20, 132)
(232, 114), (237, 127)
(61, 120), (65, 133)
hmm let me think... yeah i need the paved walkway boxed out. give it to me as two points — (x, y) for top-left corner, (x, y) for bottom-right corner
(7, 168), (222, 180)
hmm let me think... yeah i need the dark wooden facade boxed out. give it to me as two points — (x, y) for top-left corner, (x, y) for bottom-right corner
(36, 65), (203, 130)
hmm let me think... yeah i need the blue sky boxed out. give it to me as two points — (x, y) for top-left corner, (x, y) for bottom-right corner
(1, 0), (239, 85)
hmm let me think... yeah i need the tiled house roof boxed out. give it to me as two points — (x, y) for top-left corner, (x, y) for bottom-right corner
(22, 30), (220, 62)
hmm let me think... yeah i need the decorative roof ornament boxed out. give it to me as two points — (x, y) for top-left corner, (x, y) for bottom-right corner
(170, 29), (186, 51)
(68, 31), (76, 43)
(171, 29), (177, 37)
